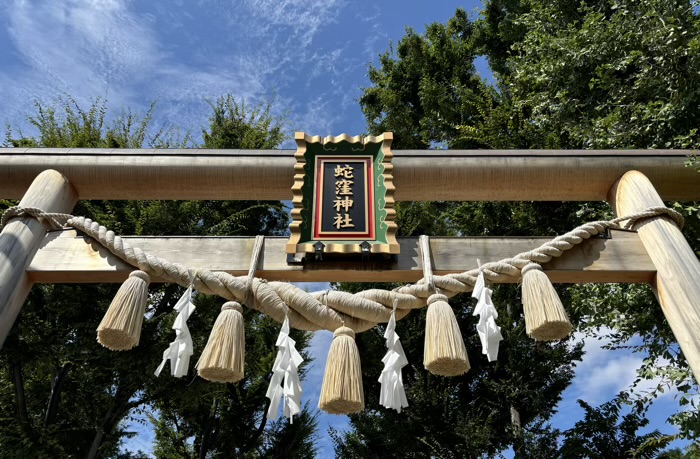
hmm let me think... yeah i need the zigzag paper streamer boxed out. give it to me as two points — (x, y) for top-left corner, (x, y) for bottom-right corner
(266, 316), (304, 423)
(472, 271), (503, 362)
(378, 307), (408, 412)
(155, 286), (196, 377)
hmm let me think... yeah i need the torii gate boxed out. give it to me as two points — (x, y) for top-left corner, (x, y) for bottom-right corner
(1, 146), (699, 388)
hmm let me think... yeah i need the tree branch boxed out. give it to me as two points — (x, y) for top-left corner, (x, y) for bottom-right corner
(152, 283), (180, 320)
(10, 360), (29, 428)
(86, 383), (134, 459)
(198, 398), (219, 459)
(511, 404), (525, 459)
(44, 362), (72, 427)
(239, 399), (269, 457)
(510, 405), (521, 430)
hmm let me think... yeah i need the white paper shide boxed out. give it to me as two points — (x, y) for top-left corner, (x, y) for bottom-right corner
(155, 286), (196, 377)
(378, 307), (409, 413)
(472, 271), (503, 362)
(266, 316), (304, 423)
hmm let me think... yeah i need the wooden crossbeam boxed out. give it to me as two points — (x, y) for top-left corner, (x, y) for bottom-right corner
(27, 229), (654, 284)
(0, 149), (697, 201)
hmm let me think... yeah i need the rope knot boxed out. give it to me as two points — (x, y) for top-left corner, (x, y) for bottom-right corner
(0, 206), (71, 231)
(128, 270), (150, 282)
(334, 326), (355, 339)
(618, 206), (685, 230)
(521, 263), (543, 276)
(222, 301), (243, 313)
(427, 293), (448, 305)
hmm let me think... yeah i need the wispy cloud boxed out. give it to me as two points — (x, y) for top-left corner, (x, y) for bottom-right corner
(1, 0), (157, 123)
(551, 327), (694, 443)
(1, 0), (352, 140)
(566, 330), (666, 404)
(239, 0), (344, 45)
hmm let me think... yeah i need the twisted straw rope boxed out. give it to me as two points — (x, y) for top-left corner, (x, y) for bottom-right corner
(1, 206), (684, 333)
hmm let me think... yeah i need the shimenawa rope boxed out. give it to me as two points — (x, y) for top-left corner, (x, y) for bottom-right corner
(0, 205), (683, 333)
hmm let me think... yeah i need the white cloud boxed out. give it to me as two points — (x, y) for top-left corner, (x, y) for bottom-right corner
(356, 5), (387, 61)
(557, 327), (698, 433)
(0, 0), (352, 139)
(7, 0), (159, 84)
(240, 0), (344, 45)
(569, 329), (667, 404)
(576, 352), (645, 404)
(551, 328), (695, 444)
(1, 0), (159, 127)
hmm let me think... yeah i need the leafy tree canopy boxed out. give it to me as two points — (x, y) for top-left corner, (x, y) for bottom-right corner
(337, 1), (700, 457)
(0, 95), (317, 458)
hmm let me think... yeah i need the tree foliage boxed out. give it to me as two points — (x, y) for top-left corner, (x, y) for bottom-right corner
(0, 95), (317, 458)
(559, 396), (669, 458)
(337, 1), (700, 457)
(202, 95), (286, 150)
(360, 9), (490, 149)
(480, 0), (700, 449)
(502, 0), (700, 150)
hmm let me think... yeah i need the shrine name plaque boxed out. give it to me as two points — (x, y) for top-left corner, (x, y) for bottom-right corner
(286, 132), (399, 256)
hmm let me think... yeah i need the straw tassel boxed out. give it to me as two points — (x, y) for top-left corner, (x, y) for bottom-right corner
(97, 270), (150, 351)
(423, 293), (470, 376)
(521, 263), (572, 341)
(318, 326), (364, 415)
(196, 301), (245, 383)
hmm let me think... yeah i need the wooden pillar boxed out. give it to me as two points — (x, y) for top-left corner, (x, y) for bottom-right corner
(609, 170), (700, 383)
(0, 170), (77, 347)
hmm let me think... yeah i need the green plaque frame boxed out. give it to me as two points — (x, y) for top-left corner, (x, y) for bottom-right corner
(286, 132), (399, 255)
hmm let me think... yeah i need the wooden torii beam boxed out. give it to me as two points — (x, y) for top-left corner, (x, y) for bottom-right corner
(28, 229), (653, 284)
(1, 149), (699, 382)
(0, 148), (697, 200)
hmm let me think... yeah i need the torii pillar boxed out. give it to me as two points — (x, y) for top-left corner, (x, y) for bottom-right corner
(0, 170), (77, 347)
(610, 170), (700, 383)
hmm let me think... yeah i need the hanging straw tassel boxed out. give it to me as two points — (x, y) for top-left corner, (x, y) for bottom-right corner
(423, 293), (470, 376)
(318, 326), (364, 414)
(196, 301), (245, 383)
(97, 270), (150, 350)
(521, 263), (572, 341)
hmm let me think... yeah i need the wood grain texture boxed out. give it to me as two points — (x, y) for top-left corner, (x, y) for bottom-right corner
(609, 170), (700, 384)
(28, 230), (654, 284)
(0, 149), (697, 201)
(0, 170), (77, 347)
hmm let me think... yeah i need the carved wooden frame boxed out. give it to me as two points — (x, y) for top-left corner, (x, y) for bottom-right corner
(286, 132), (399, 255)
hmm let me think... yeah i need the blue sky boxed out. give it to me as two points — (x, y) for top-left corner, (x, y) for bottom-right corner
(0, 0), (489, 143)
(0, 0), (693, 457)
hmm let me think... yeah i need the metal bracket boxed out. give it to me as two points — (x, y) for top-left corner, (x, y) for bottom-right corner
(360, 241), (371, 261)
(286, 253), (303, 264)
(597, 228), (612, 239)
(313, 241), (326, 261)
